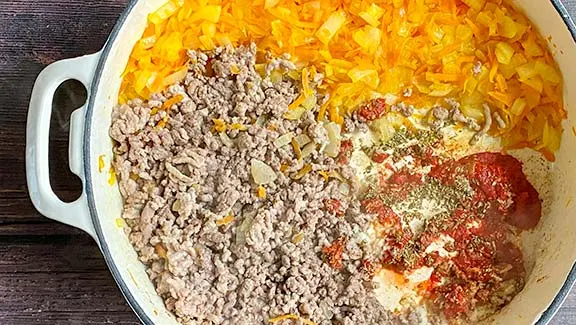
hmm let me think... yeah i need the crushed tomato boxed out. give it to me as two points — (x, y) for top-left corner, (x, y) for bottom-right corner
(324, 198), (345, 216)
(362, 148), (540, 322)
(322, 236), (347, 270)
(358, 98), (388, 121)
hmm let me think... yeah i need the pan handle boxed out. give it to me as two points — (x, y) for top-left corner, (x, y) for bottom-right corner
(26, 52), (101, 238)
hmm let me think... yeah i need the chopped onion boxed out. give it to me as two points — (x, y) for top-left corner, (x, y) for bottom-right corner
(172, 199), (182, 211)
(323, 122), (341, 158)
(324, 143), (338, 158)
(254, 115), (268, 126)
(325, 122), (341, 140)
(301, 94), (317, 109)
(236, 212), (255, 245)
(283, 106), (307, 120)
(294, 134), (311, 147)
(270, 69), (284, 83)
(338, 183), (350, 195)
(251, 159), (277, 185)
(301, 142), (317, 158)
(220, 132), (234, 147)
(370, 117), (396, 142)
(273, 132), (295, 148)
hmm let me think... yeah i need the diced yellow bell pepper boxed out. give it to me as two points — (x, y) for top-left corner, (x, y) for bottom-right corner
(359, 3), (385, 27)
(120, 0), (565, 161)
(352, 25), (381, 55)
(316, 11), (346, 45)
(264, 0), (280, 9)
(149, 1), (181, 25)
(347, 68), (379, 89)
(510, 97), (527, 116)
(190, 5), (222, 23)
(495, 42), (514, 65)
(462, 0), (486, 10)
(522, 37), (544, 57)
(535, 60), (561, 85)
(499, 15), (518, 38)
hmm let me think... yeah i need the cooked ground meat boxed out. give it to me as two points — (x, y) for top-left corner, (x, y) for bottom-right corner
(110, 44), (410, 324)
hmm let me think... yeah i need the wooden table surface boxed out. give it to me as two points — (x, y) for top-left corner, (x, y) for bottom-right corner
(1, 0), (575, 324)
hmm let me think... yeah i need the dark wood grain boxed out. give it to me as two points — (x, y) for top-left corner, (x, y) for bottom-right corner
(0, 0), (574, 324)
(0, 0), (138, 324)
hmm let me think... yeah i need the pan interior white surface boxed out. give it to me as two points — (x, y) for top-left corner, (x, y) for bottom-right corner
(85, 1), (576, 324)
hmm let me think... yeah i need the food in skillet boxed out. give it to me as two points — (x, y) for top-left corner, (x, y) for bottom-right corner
(110, 0), (563, 324)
